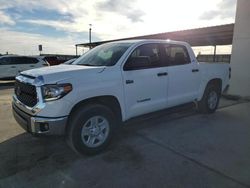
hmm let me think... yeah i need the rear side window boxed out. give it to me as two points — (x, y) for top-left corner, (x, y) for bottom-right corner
(17, 57), (38, 64)
(163, 45), (190, 66)
(0, 57), (18, 65)
(0, 57), (38, 65)
(0, 57), (9, 65)
(0, 57), (39, 65)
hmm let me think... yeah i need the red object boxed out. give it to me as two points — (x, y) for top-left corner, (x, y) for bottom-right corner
(44, 56), (65, 66)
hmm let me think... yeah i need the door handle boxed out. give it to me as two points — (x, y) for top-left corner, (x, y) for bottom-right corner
(11, 66), (16, 68)
(30, 65), (35, 67)
(126, 80), (134, 84)
(192, 69), (199, 72)
(157, 72), (168, 77)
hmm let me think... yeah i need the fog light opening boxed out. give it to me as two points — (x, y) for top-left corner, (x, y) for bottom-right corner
(39, 122), (49, 132)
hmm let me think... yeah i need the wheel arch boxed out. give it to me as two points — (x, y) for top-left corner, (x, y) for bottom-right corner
(198, 78), (222, 101)
(67, 95), (123, 125)
(206, 78), (222, 92)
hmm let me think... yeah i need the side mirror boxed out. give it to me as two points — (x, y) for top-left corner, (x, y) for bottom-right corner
(124, 56), (150, 71)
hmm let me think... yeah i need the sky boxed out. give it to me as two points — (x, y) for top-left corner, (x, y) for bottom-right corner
(0, 0), (237, 55)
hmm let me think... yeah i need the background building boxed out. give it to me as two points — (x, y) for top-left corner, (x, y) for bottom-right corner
(229, 0), (250, 97)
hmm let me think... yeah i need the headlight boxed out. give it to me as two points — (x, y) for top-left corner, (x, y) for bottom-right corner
(42, 83), (72, 101)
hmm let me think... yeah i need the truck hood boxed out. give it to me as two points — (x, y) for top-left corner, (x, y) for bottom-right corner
(21, 64), (105, 83)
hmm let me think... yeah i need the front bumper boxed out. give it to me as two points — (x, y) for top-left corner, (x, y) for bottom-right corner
(12, 102), (67, 135)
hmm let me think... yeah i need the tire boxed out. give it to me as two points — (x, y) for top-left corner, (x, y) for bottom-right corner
(66, 104), (116, 155)
(197, 84), (221, 114)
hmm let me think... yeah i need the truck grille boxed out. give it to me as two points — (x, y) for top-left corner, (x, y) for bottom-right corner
(15, 80), (38, 107)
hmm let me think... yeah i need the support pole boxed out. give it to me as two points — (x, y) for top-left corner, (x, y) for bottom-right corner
(75, 45), (78, 56)
(213, 45), (217, 62)
(89, 24), (92, 49)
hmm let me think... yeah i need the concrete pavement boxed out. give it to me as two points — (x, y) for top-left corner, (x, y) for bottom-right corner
(0, 87), (250, 188)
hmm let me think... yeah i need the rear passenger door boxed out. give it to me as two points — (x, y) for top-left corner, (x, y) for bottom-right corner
(122, 43), (168, 119)
(162, 44), (201, 107)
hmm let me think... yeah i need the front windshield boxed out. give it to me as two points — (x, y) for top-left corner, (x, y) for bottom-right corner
(73, 42), (132, 66)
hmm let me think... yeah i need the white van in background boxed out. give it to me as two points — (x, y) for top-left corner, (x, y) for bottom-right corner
(0, 55), (49, 79)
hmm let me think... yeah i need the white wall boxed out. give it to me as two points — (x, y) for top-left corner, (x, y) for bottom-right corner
(229, 0), (250, 97)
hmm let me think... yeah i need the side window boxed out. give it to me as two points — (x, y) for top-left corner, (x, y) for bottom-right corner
(14, 57), (38, 64)
(15, 57), (23, 64)
(0, 57), (9, 65)
(14, 57), (26, 64)
(26, 57), (38, 64)
(164, 45), (190, 66)
(0, 57), (18, 65)
(124, 44), (161, 70)
(3, 57), (26, 65)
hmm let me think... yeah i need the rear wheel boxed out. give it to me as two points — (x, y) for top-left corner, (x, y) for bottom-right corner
(66, 104), (116, 155)
(197, 84), (221, 113)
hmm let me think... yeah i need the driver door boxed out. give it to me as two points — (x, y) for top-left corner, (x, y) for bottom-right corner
(122, 43), (168, 119)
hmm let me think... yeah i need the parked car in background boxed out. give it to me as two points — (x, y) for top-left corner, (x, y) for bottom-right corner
(41, 55), (79, 66)
(63, 58), (77, 65)
(44, 56), (64, 66)
(0, 55), (49, 80)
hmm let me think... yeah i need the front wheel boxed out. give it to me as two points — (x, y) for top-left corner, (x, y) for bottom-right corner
(197, 84), (221, 113)
(66, 104), (116, 155)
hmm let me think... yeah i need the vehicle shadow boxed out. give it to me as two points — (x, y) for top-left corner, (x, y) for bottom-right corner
(0, 99), (237, 181)
(0, 103), (197, 180)
(0, 133), (80, 179)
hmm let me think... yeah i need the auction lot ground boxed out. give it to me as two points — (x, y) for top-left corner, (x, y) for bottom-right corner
(0, 83), (250, 188)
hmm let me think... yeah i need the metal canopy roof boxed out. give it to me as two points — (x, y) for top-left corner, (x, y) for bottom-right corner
(76, 23), (234, 48)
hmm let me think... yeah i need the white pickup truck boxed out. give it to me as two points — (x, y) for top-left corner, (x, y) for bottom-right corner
(12, 40), (230, 154)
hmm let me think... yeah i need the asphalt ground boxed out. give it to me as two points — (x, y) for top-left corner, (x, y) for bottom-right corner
(0, 82), (249, 188)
